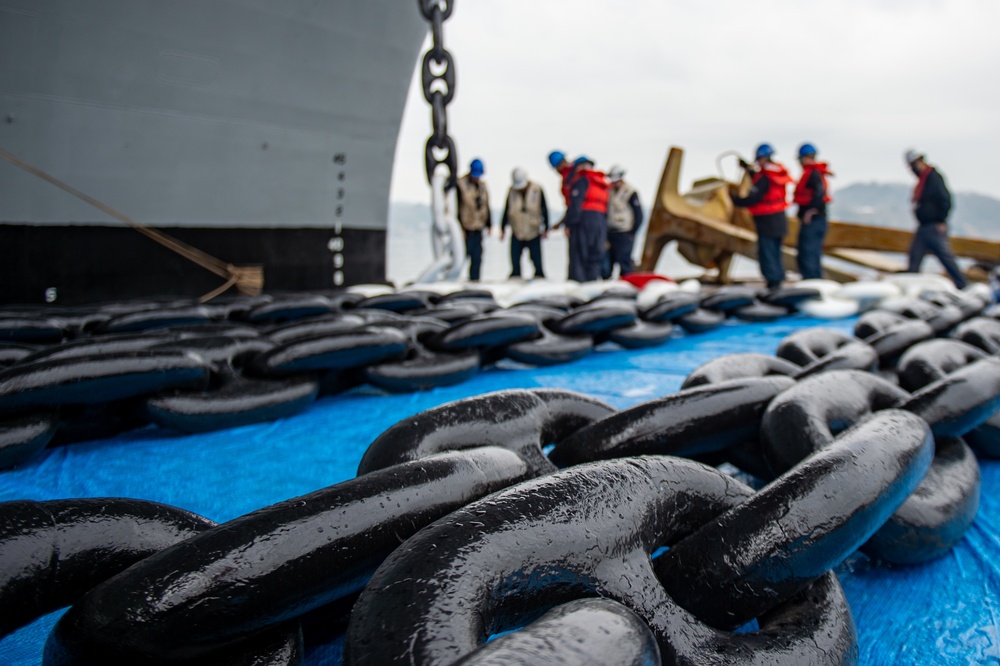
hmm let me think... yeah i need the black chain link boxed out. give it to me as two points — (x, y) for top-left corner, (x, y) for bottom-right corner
(417, 0), (458, 184)
(2, 285), (999, 662)
(418, 0), (454, 21)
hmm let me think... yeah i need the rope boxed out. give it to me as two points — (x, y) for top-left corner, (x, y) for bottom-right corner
(0, 148), (263, 300)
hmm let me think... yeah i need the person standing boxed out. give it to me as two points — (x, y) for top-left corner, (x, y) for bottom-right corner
(500, 168), (549, 279)
(562, 156), (610, 282)
(792, 143), (832, 280)
(731, 143), (792, 290)
(904, 150), (967, 289)
(605, 165), (643, 277)
(455, 158), (491, 282)
(548, 150), (575, 206)
(548, 149), (578, 278)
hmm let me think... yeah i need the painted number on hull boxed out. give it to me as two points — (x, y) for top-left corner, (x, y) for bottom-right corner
(330, 153), (347, 285)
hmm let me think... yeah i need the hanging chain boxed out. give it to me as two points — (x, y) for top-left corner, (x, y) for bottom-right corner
(418, 0), (458, 185)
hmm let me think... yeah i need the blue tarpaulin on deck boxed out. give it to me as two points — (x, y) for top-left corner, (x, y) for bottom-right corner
(1, 314), (998, 665)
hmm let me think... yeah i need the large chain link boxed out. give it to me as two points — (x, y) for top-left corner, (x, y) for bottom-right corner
(2, 283), (999, 663)
(418, 0), (458, 186)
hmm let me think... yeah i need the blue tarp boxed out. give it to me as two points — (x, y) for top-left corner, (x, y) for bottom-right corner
(2, 315), (998, 665)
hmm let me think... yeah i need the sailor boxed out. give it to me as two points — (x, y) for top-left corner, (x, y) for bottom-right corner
(904, 150), (967, 289)
(548, 150), (575, 206)
(549, 150), (576, 208)
(456, 158), (492, 282)
(500, 168), (549, 279)
(561, 156), (610, 282)
(548, 150), (579, 278)
(731, 143), (793, 290)
(792, 143), (833, 280)
(605, 165), (643, 277)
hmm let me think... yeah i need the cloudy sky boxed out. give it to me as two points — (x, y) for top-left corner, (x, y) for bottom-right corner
(390, 0), (1000, 210)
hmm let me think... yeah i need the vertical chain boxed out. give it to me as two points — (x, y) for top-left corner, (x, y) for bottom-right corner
(418, 0), (458, 185)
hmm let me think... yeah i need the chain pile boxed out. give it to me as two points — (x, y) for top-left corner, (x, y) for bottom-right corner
(1, 282), (998, 665)
(0, 283), (872, 470)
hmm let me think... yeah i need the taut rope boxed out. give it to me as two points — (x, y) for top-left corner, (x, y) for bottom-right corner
(0, 148), (262, 301)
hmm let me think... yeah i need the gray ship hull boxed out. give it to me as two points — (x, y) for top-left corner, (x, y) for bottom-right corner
(0, 0), (427, 304)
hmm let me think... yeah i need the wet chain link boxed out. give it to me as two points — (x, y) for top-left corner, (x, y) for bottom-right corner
(1, 286), (998, 663)
(418, 0), (458, 185)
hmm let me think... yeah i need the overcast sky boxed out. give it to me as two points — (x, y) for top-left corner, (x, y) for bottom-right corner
(390, 0), (1000, 210)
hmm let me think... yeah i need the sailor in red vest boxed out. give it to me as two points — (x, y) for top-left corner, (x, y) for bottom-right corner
(548, 150), (575, 207)
(904, 149), (967, 289)
(561, 156), (610, 282)
(731, 143), (793, 290)
(792, 143), (832, 280)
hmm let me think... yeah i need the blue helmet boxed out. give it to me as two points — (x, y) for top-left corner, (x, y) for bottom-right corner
(798, 143), (818, 158)
(547, 151), (565, 168)
(470, 158), (484, 177)
(754, 143), (775, 160)
(574, 155), (594, 166)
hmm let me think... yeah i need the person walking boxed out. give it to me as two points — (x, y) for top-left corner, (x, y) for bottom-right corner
(455, 158), (491, 281)
(792, 143), (832, 280)
(500, 168), (549, 279)
(562, 156), (610, 282)
(605, 165), (643, 277)
(731, 143), (792, 290)
(904, 150), (967, 289)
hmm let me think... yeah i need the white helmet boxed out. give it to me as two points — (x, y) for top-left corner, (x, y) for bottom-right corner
(608, 164), (626, 182)
(511, 168), (528, 189)
(904, 149), (925, 165)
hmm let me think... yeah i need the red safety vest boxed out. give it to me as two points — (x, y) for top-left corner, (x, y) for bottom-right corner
(912, 165), (934, 203)
(575, 169), (610, 213)
(748, 161), (792, 216)
(558, 164), (574, 205)
(793, 162), (833, 206)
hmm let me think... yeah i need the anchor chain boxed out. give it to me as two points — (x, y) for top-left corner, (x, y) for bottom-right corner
(0, 288), (997, 663)
(418, 0), (458, 186)
(413, 0), (466, 283)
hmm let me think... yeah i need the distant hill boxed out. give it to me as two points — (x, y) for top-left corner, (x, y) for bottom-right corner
(389, 201), (433, 238)
(830, 183), (1000, 240)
